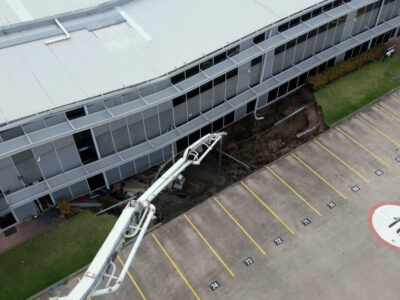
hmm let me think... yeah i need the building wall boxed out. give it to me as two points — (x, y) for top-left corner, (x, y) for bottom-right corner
(1, 0), (400, 231)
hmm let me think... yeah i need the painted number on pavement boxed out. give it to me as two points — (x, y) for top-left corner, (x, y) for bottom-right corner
(301, 218), (311, 227)
(274, 237), (284, 246)
(327, 201), (336, 209)
(243, 257), (254, 267)
(209, 281), (220, 291)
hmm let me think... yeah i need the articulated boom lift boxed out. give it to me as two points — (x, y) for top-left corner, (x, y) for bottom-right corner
(53, 132), (225, 300)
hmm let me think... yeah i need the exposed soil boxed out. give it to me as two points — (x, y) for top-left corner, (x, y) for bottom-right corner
(137, 86), (328, 222)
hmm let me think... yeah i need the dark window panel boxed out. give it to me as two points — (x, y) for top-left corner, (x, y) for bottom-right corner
(288, 77), (298, 91)
(200, 82), (212, 92)
(275, 44), (285, 55)
(187, 88), (199, 99)
(201, 124), (212, 136)
(73, 130), (98, 165)
(189, 130), (201, 144)
(200, 59), (213, 70)
(185, 66), (199, 78)
(278, 22), (289, 32)
(173, 95), (185, 106)
(87, 174), (105, 191)
(0, 212), (16, 229)
(213, 75), (225, 85)
(253, 33), (265, 44)
(308, 28), (318, 38)
(317, 62), (328, 73)
(286, 39), (296, 49)
(66, 107), (85, 120)
(318, 24), (328, 34)
(301, 12), (312, 21)
(213, 118), (224, 132)
(268, 88), (278, 102)
(312, 7), (323, 17)
(171, 73), (185, 84)
(297, 33), (307, 44)
(251, 56), (263, 66)
(214, 52), (227, 64)
(226, 68), (238, 79)
(289, 17), (300, 28)
(224, 112), (235, 126)
(308, 66), (318, 77)
(227, 46), (240, 57)
(298, 72), (308, 86)
(176, 137), (188, 153)
(327, 57), (336, 68)
(278, 82), (288, 97)
(246, 100), (256, 114)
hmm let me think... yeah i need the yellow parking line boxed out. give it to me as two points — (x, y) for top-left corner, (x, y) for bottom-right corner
(291, 153), (347, 199)
(266, 166), (322, 216)
(314, 139), (370, 183)
(240, 181), (295, 234)
(117, 255), (146, 300)
(76, 277), (93, 300)
(213, 197), (266, 255)
(356, 115), (400, 148)
(336, 127), (391, 169)
(374, 103), (400, 123)
(184, 214), (235, 277)
(392, 93), (400, 101)
(152, 234), (201, 300)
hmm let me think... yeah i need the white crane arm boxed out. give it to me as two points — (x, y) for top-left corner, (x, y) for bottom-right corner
(52, 132), (225, 300)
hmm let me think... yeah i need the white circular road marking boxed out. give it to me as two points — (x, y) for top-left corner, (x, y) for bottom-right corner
(369, 202), (400, 250)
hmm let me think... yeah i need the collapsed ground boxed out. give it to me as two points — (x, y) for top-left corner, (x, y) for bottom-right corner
(147, 86), (327, 221)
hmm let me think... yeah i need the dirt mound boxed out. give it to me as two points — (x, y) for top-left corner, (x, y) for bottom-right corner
(137, 86), (327, 222)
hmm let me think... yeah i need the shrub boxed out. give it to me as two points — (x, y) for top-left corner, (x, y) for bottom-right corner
(308, 43), (386, 90)
(57, 199), (73, 218)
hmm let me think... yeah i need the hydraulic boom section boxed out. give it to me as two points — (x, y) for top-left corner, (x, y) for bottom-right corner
(53, 132), (225, 300)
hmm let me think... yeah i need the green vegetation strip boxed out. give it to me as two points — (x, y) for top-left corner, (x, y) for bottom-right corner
(0, 211), (116, 300)
(315, 56), (400, 126)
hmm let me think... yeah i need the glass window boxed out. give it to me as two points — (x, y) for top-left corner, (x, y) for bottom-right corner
(278, 22), (289, 32)
(227, 46), (240, 57)
(173, 95), (185, 107)
(253, 33), (265, 44)
(185, 66), (199, 78)
(66, 107), (85, 120)
(246, 100), (256, 114)
(268, 88), (278, 102)
(171, 73), (185, 84)
(224, 112), (235, 126)
(0, 212), (16, 229)
(214, 52), (227, 64)
(213, 118), (223, 132)
(200, 59), (213, 70)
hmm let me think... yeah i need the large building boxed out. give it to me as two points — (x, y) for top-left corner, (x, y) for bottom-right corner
(0, 0), (399, 232)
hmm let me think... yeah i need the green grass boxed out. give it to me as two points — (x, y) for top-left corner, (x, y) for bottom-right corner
(0, 211), (116, 300)
(315, 56), (400, 126)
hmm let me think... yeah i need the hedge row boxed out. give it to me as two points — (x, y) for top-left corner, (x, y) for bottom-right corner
(308, 43), (387, 90)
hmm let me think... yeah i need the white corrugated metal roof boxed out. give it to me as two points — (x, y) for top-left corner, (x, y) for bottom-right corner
(0, 0), (108, 25)
(0, 0), (325, 125)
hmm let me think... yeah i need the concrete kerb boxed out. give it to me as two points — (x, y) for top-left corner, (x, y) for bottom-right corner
(28, 221), (163, 300)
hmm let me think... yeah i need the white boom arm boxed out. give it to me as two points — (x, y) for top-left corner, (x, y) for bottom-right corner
(52, 132), (225, 300)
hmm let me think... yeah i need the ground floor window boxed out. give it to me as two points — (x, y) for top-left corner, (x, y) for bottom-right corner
(0, 212), (16, 229)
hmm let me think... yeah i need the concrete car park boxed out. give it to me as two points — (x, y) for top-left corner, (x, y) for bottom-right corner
(42, 89), (400, 300)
